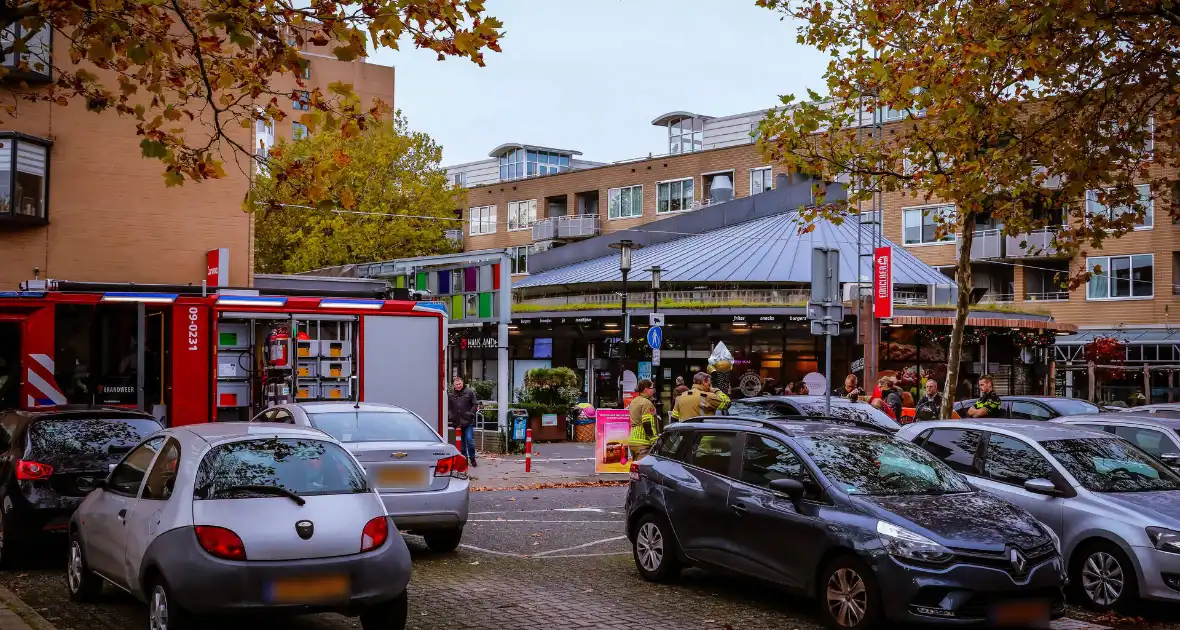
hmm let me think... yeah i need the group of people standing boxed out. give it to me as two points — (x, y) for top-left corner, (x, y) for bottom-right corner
(842, 372), (1002, 422)
(627, 371), (731, 459)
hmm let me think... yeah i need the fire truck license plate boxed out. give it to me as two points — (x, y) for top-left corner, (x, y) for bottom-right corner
(376, 466), (428, 488)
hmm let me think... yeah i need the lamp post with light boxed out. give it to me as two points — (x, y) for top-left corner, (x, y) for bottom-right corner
(609, 240), (642, 402)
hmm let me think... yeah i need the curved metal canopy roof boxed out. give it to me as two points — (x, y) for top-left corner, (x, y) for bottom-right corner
(487, 143), (583, 158)
(651, 111), (712, 126)
(514, 211), (954, 289)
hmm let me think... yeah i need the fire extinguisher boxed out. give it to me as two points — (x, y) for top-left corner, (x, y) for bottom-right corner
(267, 326), (291, 368)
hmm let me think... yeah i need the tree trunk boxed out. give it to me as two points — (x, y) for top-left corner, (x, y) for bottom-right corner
(940, 213), (977, 420)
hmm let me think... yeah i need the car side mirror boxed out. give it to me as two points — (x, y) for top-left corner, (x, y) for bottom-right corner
(1023, 478), (1059, 496)
(769, 478), (806, 502)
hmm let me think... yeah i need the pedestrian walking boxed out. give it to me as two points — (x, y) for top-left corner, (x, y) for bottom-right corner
(843, 374), (865, 403)
(672, 372), (731, 421)
(966, 374), (1002, 418)
(915, 378), (944, 420)
(628, 379), (659, 460)
(448, 375), (479, 467)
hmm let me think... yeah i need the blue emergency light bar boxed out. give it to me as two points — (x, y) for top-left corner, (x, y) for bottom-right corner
(0, 291), (46, 298)
(413, 302), (448, 314)
(318, 298), (383, 310)
(216, 295), (289, 307)
(101, 292), (179, 304)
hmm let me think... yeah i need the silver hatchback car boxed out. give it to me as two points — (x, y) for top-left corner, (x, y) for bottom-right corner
(67, 423), (411, 630)
(253, 402), (470, 552)
(899, 419), (1180, 612)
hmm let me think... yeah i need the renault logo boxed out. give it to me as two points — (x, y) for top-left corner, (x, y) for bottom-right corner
(392, 452), (408, 459)
(1009, 547), (1028, 574)
(296, 520), (314, 540)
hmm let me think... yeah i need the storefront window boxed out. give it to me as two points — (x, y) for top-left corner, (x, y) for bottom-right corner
(55, 304), (139, 405)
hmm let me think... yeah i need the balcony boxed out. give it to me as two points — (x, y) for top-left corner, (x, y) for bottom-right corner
(977, 292), (1015, 304)
(1006, 227), (1063, 258)
(444, 229), (462, 246)
(1025, 291), (1069, 302)
(532, 214), (600, 242)
(959, 229), (1005, 260)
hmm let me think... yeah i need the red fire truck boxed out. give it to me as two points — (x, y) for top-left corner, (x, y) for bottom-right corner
(0, 281), (448, 433)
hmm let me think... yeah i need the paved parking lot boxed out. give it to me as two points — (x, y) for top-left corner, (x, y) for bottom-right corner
(0, 486), (1169, 630)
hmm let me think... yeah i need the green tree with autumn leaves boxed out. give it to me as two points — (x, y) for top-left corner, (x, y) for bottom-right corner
(250, 112), (460, 273)
(757, 0), (1175, 417)
(0, 0), (500, 188)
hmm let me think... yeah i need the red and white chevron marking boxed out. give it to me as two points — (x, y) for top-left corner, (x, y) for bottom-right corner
(26, 353), (66, 407)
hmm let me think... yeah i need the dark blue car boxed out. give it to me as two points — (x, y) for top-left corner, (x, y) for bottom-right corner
(625, 417), (1066, 629)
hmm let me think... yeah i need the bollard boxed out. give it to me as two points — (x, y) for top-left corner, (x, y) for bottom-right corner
(525, 428), (533, 473)
(455, 429), (463, 455)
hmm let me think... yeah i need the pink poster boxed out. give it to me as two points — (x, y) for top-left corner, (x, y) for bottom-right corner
(595, 409), (632, 474)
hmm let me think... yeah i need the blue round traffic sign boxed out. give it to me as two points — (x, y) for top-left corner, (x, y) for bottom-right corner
(646, 326), (663, 349)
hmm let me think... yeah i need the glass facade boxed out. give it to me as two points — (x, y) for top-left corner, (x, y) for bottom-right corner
(498, 148), (570, 181)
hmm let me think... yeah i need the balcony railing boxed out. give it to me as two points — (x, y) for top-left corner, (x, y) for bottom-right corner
(1025, 291), (1069, 302)
(1006, 227), (1062, 258)
(977, 292), (1015, 304)
(532, 214), (600, 241)
(444, 229), (463, 246)
(960, 229), (1005, 260)
(518, 287), (932, 309)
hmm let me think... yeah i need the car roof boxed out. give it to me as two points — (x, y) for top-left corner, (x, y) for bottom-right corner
(1136, 403), (1180, 411)
(673, 416), (885, 438)
(287, 401), (412, 414)
(17, 406), (158, 421)
(737, 395), (864, 406)
(1056, 412), (1180, 430)
(912, 418), (1107, 440)
(178, 422), (329, 443)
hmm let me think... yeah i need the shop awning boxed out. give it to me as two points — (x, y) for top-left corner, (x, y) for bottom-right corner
(1056, 328), (1180, 345)
(513, 211), (954, 289)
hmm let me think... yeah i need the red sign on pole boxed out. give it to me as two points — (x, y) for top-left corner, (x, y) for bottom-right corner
(873, 246), (893, 318)
(206, 248), (229, 288)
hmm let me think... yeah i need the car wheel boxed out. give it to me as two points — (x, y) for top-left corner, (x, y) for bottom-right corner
(360, 591), (408, 630)
(1071, 541), (1139, 612)
(66, 536), (103, 602)
(631, 513), (681, 583)
(422, 529), (463, 553)
(148, 577), (193, 630)
(818, 555), (882, 630)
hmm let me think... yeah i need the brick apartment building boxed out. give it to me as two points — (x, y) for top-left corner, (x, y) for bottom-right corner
(0, 29), (395, 290)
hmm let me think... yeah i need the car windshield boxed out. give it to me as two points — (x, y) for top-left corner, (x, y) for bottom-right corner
(797, 433), (972, 496)
(1042, 437), (1180, 493)
(795, 402), (901, 432)
(30, 418), (161, 466)
(194, 437), (368, 500)
(307, 411), (439, 443)
(1048, 399), (1102, 416)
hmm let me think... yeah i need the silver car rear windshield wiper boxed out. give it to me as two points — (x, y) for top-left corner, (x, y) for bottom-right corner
(214, 484), (306, 506)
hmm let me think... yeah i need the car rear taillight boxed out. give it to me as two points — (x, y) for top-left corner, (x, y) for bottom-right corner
(361, 516), (388, 552)
(194, 526), (247, 561)
(629, 462), (640, 481)
(16, 460), (53, 481)
(434, 455), (469, 477)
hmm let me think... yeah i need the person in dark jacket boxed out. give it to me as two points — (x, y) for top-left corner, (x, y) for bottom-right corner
(882, 376), (904, 421)
(448, 375), (479, 467)
(914, 378), (944, 421)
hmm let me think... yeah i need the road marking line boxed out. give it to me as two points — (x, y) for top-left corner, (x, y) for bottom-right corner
(532, 535), (627, 557)
(459, 544), (526, 558)
(470, 507), (622, 515)
(468, 519), (622, 523)
(540, 551), (631, 559)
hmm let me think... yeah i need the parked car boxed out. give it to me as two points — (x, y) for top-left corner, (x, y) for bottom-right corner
(67, 422), (411, 630)
(1052, 413), (1180, 469)
(725, 396), (902, 433)
(952, 395), (1104, 420)
(627, 416), (1065, 629)
(0, 406), (161, 565)
(252, 402), (470, 552)
(899, 419), (1180, 611)
(1119, 403), (1180, 418)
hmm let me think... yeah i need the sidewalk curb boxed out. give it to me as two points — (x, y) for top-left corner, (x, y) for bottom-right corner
(0, 585), (56, 630)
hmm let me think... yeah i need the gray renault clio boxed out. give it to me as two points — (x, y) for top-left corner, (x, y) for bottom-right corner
(626, 417), (1065, 629)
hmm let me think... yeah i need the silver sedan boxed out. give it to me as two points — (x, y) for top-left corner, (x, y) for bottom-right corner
(254, 402), (470, 552)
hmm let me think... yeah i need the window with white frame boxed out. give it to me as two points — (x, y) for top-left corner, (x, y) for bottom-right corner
(750, 167), (774, 195)
(657, 178), (694, 214)
(507, 199), (537, 231)
(509, 246), (529, 274)
(292, 122), (308, 140)
(668, 118), (704, 154)
(452, 172), (466, 187)
(255, 117), (275, 157)
(1087, 254), (1153, 300)
(498, 148), (570, 180)
(1086, 184), (1153, 229)
(608, 185), (643, 220)
(468, 205), (496, 236)
(293, 90), (311, 111)
(902, 205), (956, 245)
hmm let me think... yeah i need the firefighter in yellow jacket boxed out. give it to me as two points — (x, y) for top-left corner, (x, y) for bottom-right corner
(671, 372), (731, 422)
(627, 379), (659, 459)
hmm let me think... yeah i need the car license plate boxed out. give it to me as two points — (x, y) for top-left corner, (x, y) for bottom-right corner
(990, 600), (1049, 628)
(376, 466), (428, 488)
(266, 574), (349, 604)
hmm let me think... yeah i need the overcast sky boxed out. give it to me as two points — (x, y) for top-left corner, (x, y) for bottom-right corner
(369, 0), (829, 166)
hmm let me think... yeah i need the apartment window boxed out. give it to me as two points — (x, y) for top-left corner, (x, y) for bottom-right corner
(468, 205), (496, 236)
(452, 172), (466, 188)
(902, 205), (956, 245)
(498, 148), (570, 181)
(293, 90), (311, 111)
(607, 185), (643, 220)
(1086, 184), (1153, 229)
(657, 178), (694, 214)
(1087, 254), (1153, 300)
(509, 246), (529, 275)
(292, 122), (308, 140)
(668, 118), (704, 154)
(0, 133), (50, 223)
(2, 23), (51, 81)
(507, 199), (538, 231)
(750, 167), (774, 195)
(254, 117), (275, 156)
(301, 64), (311, 81)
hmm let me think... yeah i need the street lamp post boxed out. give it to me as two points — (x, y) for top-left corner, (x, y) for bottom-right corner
(650, 265), (662, 413)
(609, 239), (642, 403)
